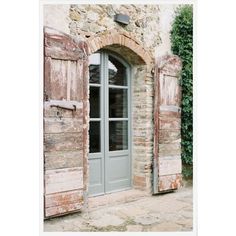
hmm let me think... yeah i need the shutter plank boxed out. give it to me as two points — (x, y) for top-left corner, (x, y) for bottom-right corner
(159, 156), (182, 176)
(44, 57), (52, 100)
(45, 190), (83, 208)
(44, 132), (83, 152)
(45, 167), (83, 194)
(159, 130), (181, 144)
(44, 101), (83, 118)
(158, 174), (182, 192)
(50, 59), (68, 100)
(159, 117), (181, 130)
(159, 143), (181, 157)
(45, 202), (83, 218)
(44, 150), (83, 170)
(44, 117), (83, 133)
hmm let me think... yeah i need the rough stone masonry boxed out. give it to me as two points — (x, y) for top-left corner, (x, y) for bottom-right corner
(44, 4), (177, 57)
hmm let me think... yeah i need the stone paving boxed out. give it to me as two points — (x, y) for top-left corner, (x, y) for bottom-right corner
(44, 183), (193, 232)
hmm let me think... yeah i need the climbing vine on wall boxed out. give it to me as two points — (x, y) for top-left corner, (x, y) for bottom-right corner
(170, 5), (193, 177)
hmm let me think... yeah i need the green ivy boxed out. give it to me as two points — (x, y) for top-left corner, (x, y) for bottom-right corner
(170, 6), (193, 175)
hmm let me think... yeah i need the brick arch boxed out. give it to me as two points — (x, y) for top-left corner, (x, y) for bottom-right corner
(85, 29), (155, 192)
(85, 29), (153, 66)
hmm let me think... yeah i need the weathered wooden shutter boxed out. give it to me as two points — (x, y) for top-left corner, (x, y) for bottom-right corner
(44, 27), (89, 218)
(153, 55), (182, 193)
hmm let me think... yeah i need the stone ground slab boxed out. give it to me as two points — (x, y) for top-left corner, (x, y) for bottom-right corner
(146, 222), (183, 232)
(116, 205), (148, 218)
(134, 215), (160, 225)
(88, 214), (125, 228)
(126, 225), (143, 231)
(44, 185), (193, 232)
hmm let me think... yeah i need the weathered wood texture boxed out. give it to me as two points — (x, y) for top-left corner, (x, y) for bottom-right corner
(44, 117), (83, 134)
(159, 117), (181, 130)
(158, 174), (182, 192)
(159, 143), (181, 156)
(45, 151), (83, 170)
(44, 101), (83, 118)
(82, 60), (89, 197)
(45, 190), (83, 217)
(44, 27), (88, 60)
(44, 132), (83, 152)
(45, 167), (83, 194)
(159, 156), (182, 176)
(153, 55), (183, 193)
(44, 27), (89, 218)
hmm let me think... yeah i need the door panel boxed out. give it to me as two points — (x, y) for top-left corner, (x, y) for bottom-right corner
(88, 157), (104, 195)
(153, 55), (182, 194)
(108, 155), (130, 180)
(88, 51), (131, 196)
(106, 154), (130, 192)
(44, 27), (89, 218)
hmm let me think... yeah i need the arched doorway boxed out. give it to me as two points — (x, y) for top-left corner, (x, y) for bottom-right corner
(43, 27), (182, 218)
(88, 50), (131, 196)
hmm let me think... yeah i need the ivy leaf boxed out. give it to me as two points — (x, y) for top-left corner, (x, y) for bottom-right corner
(171, 5), (193, 177)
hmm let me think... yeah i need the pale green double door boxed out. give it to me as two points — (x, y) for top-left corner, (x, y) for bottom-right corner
(88, 51), (131, 196)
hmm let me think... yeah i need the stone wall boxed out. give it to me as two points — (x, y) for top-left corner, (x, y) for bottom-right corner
(44, 4), (178, 58)
(44, 5), (71, 34)
(156, 5), (179, 56)
(69, 5), (160, 55)
(132, 65), (154, 192)
(43, 4), (179, 193)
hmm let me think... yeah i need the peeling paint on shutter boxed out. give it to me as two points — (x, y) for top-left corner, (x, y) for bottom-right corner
(153, 55), (183, 193)
(43, 27), (89, 218)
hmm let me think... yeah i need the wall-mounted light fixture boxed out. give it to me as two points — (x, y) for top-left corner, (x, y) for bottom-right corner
(114, 14), (130, 25)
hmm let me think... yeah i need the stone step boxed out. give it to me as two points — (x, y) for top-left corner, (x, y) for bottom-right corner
(88, 189), (150, 210)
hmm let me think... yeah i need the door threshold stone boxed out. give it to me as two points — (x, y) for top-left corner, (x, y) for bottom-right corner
(88, 189), (149, 210)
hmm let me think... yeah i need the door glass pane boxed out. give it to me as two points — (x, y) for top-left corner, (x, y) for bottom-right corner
(108, 55), (127, 86)
(89, 121), (101, 153)
(109, 121), (128, 151)
(89, 53), (100, 84)
(109, 88), (127, 118)
(90, 86), (100, 118)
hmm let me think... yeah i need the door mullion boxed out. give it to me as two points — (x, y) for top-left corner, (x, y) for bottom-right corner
(103, 52), (109, 194)
(100, 52), (105, 194)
